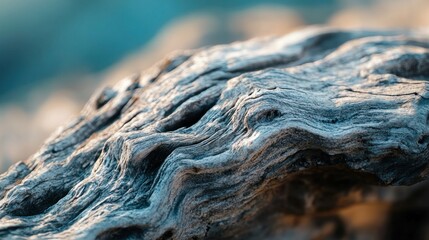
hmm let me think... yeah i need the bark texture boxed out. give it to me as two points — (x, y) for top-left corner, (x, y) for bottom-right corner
(1, 27), (429, 239)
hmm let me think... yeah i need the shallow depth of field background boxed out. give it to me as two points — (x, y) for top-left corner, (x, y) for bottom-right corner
(0, 0), (428, 172)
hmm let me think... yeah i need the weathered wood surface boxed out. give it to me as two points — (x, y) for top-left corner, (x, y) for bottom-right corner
(1, 27), (429, 239)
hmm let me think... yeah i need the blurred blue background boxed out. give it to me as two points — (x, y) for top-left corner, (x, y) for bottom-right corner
(0, 0), (339, 104)
(0, 0), (427, 171)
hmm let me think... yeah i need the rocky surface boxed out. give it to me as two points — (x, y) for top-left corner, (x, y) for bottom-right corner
(1, 27), (429, 239)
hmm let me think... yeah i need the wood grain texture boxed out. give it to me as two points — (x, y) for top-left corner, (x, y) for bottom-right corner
(1, 27), (429, 239)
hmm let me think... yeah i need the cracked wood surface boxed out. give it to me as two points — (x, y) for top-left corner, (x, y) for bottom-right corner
(1, 27), (429, 239)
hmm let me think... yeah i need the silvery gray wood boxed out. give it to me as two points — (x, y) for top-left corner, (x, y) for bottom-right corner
(1, 27), (429, 239)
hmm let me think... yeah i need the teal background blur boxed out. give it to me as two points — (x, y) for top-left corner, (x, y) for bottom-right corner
(0, 0), (338, 104)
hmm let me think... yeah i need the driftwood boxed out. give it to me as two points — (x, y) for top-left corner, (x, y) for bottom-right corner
(1, 27), (429, 239)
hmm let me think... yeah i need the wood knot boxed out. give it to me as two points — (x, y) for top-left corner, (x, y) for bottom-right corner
(247, 109), (282, 128)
